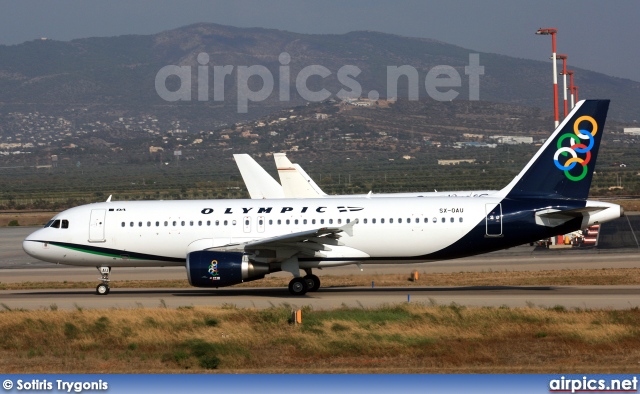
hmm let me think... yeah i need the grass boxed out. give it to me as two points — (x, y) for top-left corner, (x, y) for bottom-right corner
(2, 268), (640, 291)
(0, 304), (639, 373)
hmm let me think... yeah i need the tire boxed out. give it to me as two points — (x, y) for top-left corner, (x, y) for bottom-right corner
(288, 277), (308, 296)
(96, 284), (110, 295)
(304, 274), (321, 292)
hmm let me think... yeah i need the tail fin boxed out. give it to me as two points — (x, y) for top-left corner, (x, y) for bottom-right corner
(233, 154), (285, 199)
(274, 153), (327, 198)
(498, 100), (609, 199)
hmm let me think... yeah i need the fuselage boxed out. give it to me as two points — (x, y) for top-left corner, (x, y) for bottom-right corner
(22, 195), (621, 269)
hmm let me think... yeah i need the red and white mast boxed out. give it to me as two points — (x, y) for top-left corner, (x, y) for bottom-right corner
(536, 28), (559, 128)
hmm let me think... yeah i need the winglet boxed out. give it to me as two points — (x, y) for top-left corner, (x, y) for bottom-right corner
(340, 218), (359, 237)
(106, 195), (112, 202)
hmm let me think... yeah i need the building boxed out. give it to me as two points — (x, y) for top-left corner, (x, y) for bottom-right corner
(623, 128), (640, 136)
(438, 159), (476, 165)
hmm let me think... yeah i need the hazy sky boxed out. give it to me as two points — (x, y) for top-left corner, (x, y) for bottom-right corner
(1, 0), (639, 81)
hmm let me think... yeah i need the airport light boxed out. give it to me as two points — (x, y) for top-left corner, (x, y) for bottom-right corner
(556, 54), (568, 118)
(566, 70), (575, 108)
(536, 28), (559, 128)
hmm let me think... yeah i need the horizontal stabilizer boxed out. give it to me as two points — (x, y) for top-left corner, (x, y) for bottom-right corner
(535, 206), (606, 227)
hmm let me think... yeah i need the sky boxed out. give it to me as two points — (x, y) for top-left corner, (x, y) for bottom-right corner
(1, 0), (639, 82)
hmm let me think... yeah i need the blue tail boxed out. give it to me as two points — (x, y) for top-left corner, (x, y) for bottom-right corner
(499, 100), (609, 200)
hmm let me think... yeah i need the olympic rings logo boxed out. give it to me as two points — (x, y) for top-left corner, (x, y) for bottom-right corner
(553, 116), (598, 181)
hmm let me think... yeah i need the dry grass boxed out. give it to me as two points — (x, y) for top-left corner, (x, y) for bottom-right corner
(3, 268), (640, 291)
(0, 304), (639, 373)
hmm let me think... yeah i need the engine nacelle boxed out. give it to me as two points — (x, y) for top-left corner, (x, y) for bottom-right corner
(186, 251), (270, 288)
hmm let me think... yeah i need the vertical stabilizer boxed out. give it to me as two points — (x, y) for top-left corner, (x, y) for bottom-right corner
(233, 154), (285, 199)
(274, 153), (326, 198)
(499, 100), (609, 200)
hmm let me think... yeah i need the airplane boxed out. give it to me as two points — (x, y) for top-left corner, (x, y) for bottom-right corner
(233, 153), (497, 199)
(22, 100), (622, 296)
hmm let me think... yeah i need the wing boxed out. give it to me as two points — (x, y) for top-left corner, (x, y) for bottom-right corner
(210, 220), (359, 260)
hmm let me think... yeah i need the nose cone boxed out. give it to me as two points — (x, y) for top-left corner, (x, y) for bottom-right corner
(23, 229), (47, 260)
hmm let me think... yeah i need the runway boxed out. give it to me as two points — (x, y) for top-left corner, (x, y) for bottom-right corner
(2, 226), (640, 311)
(2, 285), (639, 311)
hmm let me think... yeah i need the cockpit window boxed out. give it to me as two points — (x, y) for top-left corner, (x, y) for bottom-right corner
(61, 220), (69, 229)
(51, 219), (61, 228)
(44, 220), (55, 228)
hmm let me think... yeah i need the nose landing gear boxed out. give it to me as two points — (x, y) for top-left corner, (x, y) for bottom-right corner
(96, 266), (111, 295)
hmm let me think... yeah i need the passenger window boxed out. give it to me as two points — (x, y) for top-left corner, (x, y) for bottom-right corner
(441, 217), (446, 223)
(408, 218), (411, 224)
(139, 222), (142, 227)
(147, 221), (151, 227)
(173, 221), (177, 226)
(415, 218), (419, 224)
(130, 222), (134, 227)
(450, 217), (454, 223)
(294, 219), (298, 225)
(232, 220), (237, 226)
(259, 219), (264, 225)
(215, 220), (219, 226)
(390, 218), (394, 224)
(372, 218), (376, 224)
(459, 217), (463, 223)
(121, 222), (125, 227)
(224, 220), (228, 226)
(198, 221), (202, 226)
(424, 218), (428, 223)
(364, 218), (368, 224)
(277, 219), (281, 225)
(156, 221), (160, 227)
(312, 219), (316, 225)
(432, 217), (437, 223)
(346, 219), (350, 223)
(190, 221), (194, 226)
(338, 219), (342, 224)
(61, 220), (69, 229)
(164, 221), (168, 226)
(181, 221), (185, 226)
(286, 219), (290, 225)
(381, 218), (385, 224)
(269, 219), (273, 225)
(398, 218), (402, 224)
(320, 219), (325, 225)
(207, 221), (210, 226)
(329, 219), (333, 224)
(245, 220), (249, 226)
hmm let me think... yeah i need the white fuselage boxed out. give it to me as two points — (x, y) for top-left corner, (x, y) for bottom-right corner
(23, 196), (494, 268)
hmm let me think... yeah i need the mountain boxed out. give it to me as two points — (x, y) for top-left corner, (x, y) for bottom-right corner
(0, 23), (638, 123)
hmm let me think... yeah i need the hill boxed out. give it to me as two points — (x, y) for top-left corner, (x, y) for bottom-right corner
(0, 23), (638, 124)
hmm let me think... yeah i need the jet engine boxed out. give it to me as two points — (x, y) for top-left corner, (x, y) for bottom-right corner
(186, 251), (271, 288)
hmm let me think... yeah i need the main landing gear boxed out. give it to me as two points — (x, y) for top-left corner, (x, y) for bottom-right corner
(96, 266), (111, 295)
(287, 269), (321, 296)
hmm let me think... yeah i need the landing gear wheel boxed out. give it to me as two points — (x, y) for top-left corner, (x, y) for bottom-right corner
(304, 274), (321, 292)
(288, 277), (308, 296)
(96, 284), (110, 295)
(96, 266), (111, 296)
